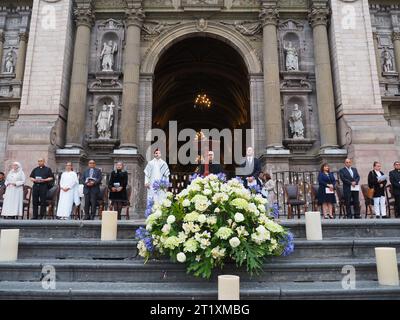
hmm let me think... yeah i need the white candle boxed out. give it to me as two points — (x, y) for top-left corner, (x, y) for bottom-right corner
(0, 229), (20, 262)
(218, 275), (240, 300)
(375, 247), (399, 286)
(101, 211), (118, 241)
(305, 211), (323, 241)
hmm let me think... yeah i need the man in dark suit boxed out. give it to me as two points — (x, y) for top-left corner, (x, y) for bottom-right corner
(339, 158), (361, 219)
(389, 161), (400, 218)
(239, 147), (262, 188)
(30, 158), (54, 219)
(198, 151), (224, 176)
(81, 160), (102, 220)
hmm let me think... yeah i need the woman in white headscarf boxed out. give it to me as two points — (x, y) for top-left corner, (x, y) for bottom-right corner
(1, 162), (26, 219)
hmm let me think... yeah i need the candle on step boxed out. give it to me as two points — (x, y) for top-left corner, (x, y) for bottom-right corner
(375, 247), (399, 286)
(0, 229), (20, 262)
(101, 211), (118, 241)
(218, 275), (240, 300)
(305, 211), (323, 241)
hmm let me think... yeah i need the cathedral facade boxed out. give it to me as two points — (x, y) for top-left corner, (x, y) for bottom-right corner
(0, 0), (399, 214)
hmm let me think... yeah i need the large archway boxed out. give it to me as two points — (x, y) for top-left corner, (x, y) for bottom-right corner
(152, 36), (251, 175)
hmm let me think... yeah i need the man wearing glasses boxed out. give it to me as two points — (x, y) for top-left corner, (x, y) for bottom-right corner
(29, 158), (54, 219)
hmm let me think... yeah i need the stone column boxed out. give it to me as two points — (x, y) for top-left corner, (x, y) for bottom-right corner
(65, 2), (94, 148)
(0, 31), (4, 72)
(373, 32), (382, 80)
(392, 32), (400, 75)
(15, 32), (29, 81)
(309, 1), (338, 150)
(119, 6), (145, 151)
(259, 1), (284, 150)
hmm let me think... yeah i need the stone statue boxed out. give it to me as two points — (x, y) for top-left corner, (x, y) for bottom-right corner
(284, 41), (299, 71)
(96, 101), (115, 139)
(100, 40), (118, 72)
(4, 52), (15, 74)
(382, 48), (394, 73)
(289, 104), (304, 139)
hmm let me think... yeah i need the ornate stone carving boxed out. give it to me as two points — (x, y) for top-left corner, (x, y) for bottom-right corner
(289, 104), (304, 139)
(279, 0), (307, 9)
(231, 0), (260, 8)
(18, 32), (29, 43)
(393, 32), (400, 42)
(125, 6), (145, 28)
(219, 21), (262, 36)
(196, 18), (208, 32)
(280, 71), (312, 93)
(74, 1), (95, 27)
(382, 48), (395, 73)
(182, 0), (223, 6)
(142, 21), (181, 36)
(279, 19), (304, 32)
(96, 101), (115, 139)
(259, 4), (279, 27)
(308, 3), (330, 28)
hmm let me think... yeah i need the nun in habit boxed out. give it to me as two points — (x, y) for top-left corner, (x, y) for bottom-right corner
(57, 162), (80, 219)
(1, 162), (26, 219)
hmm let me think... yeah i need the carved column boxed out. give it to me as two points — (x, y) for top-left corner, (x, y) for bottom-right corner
(309, 1), (338, 150)
(373, 32), (382, 80)
(65, 2), (95, 148)
(392, 32), (400, 74)
(15, 32), (29, 81)
(120, 5), (145, 151)
(259, 1), (284, 150)
(0, 31), (4, 72)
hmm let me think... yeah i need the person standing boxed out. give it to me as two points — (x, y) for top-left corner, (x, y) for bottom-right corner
(30, 158), (54, 220)
(144, 149), (170, 205)
(368, 161), (388, 218)
(57, 162), (80, 220)
(317, 163), (336, 219)
(81, 160), (102, 220)
(259, 172), (276, 209)
(1, 162), (25, 219)
(0, 172), (5, 189)
(239, 147), (262, 188)
(389, 161), (400, 218)
(339, 158), (361, 219)
(108, 162), (128, 220)
(198, 151), (224, 177)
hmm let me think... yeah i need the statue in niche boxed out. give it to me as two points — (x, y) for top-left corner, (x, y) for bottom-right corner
(284, 41), (299, 71)
(4, 52), (15, 73)
(96, 101), (115, 139)
(289, 104), (304, 139)
(382, 48), (394, 72)
(100, 40), (118, 72)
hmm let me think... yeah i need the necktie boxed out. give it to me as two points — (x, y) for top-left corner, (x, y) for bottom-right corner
(204, 163), (209, 177)
(89, 169), (94, 178)
(348, 168), (353, 178)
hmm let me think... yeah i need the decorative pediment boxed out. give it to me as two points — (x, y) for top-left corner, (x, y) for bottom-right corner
(279, 19), (304, 32)
(98, 19), (124, 31)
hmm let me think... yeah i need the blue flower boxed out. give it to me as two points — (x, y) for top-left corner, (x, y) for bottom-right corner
(234, 176), (244, 185)
(280, 231), (295, 257)
(189, 173), (200, 182)
(152, 178), (171, 192)
(272, 203), (280, 219)
(144, 198), (154, 218)
(248, 184), (261, 194)
(217, 173), (227, 182)
(144, 237), (154, 252)
(135, 227), (149, 240)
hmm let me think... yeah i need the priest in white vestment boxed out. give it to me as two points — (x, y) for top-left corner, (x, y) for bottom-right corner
(57, 162), (80, 219)
(144, 149), (170, 205)
(2, 162), (25, 218)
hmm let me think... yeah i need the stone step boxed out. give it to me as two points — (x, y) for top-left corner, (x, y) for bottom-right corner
(0, 258), (397, 283)
(1, 219), (400, 240)
(0, 280), (399, 300)
(16, 238), (400, 260)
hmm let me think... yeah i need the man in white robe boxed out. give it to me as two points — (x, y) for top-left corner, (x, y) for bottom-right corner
(2, 162), (25, 218)
(144, 149), (170, 205)
(57, 162), (80, 219)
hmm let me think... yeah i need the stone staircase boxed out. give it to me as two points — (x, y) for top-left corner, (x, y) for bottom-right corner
(0, 220), (399, 299)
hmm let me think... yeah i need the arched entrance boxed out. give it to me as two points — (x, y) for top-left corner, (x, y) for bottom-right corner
(152, 36), (251, 175)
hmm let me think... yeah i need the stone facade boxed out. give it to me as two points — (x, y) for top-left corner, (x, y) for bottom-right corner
(1, 0), (399, 216)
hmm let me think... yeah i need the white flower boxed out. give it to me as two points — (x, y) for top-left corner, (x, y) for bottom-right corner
(162, 199), (172, 208)
(197, 214), (207, 224)
(153, 210), (162, 219)
(184, 211), (199, 222)
(161, 224), (171, 234)
(177, 252), (187, 263)
(137, 240), (147, 257)
(211, 246), (226, 259)
(206, 215), (217, 225)
(229, 237), (241, 248)
(167, 215), (176, 225)
(236, 226), (249, 237)
(203, 188), (212, 196)
(216, 227), (233, 240)
(182, 199), (191, 207)
(234, 212), (245, 223)
(214, 208), (220, 213)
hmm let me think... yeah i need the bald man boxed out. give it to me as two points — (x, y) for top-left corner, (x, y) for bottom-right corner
(339, 158), (361, 219)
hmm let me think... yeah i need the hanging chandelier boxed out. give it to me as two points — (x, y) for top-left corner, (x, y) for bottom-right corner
(194, 93), (212, 110)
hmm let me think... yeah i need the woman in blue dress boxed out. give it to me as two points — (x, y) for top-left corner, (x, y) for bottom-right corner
(317, 163), (336, 219)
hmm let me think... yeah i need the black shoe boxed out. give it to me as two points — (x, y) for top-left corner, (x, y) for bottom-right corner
(84, 216), (90, 220)
(346, 216), (353, 219)
(354, 216), (361, 219)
